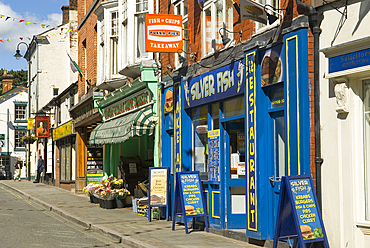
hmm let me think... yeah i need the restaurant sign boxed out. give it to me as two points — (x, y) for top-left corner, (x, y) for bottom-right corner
(53, 120), (73, 141)
(102, 90), (150, 121)
(145, 14), (183, 53)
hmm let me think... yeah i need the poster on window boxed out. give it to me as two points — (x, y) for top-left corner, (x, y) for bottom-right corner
(35, 116), (50, 138)
(145, 14), (183, 53)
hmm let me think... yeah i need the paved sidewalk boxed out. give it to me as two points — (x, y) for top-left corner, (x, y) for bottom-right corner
(0, 180), (260, 248)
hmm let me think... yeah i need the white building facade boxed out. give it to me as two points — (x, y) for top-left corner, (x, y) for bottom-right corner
(319, 0), (370, 247)
(26, 3), (78, 181)
(0, 71), (29, 180)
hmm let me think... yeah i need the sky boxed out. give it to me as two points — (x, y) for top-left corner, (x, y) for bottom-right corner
(0, 0), (68, 71)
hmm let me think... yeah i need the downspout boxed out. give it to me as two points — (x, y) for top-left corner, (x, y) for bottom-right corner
(295, 0), (324, 209)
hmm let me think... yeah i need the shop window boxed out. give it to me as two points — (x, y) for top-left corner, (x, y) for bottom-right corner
(14, 104), (27, 121)
(60, 139), (72, 181)
(202, 0), (233, 56)
(212, 103), (219, 129)
(363, 80), (370, 220)
(192, 106), (208, 172)
(15, 130), (27, 149)
(223, 97), (244, 118)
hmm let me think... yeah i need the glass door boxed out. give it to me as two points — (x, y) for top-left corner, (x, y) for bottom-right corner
(224, 119), (246, 229)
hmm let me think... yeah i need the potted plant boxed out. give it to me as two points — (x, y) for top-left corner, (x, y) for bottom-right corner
(21, 135), (37, 144)
(115, 188), (130, 208)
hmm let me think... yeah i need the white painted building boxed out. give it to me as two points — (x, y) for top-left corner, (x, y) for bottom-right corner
(318, 0), (370, 247)
(0, 70), (28, 180)
(25, 3), (78, 181)
(94, 0), (156, 91)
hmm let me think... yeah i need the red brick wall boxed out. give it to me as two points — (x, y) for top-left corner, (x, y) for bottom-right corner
(77, 0), (99, 99)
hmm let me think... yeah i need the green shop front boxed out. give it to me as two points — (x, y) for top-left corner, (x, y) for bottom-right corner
(89, 77), (158, 195)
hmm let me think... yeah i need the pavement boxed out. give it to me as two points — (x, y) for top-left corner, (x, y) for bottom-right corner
(0, 180), (262, 248)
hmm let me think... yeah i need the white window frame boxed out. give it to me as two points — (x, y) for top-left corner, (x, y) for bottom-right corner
(135, 0), (149, 61)
(110, 11), (119, 76)
(174, 0), (188, 68)
(121, 0), (128, 66)
(255, 0), (281, 34)
(15, 130), (27, 149)
(201, 0), (233, 57)
(14, 104), (27, 121)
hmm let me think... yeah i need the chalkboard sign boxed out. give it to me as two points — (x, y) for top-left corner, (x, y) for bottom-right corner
(207, 129), (220, 181)
(172, 171), (209, 234)
(273, 175), (329, 248)
(148, 167), (169, 221)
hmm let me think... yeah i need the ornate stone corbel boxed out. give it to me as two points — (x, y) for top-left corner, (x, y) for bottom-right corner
(333, 77), (349, 113)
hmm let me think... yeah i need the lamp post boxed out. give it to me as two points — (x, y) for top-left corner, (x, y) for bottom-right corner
(14, 42), (31, 181)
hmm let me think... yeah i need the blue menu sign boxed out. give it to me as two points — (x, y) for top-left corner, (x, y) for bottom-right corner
(207, 129), (220, 181)
(172, 171), (209, 234)
(329, 47), (370, 73)
(273, 175), (329, 248)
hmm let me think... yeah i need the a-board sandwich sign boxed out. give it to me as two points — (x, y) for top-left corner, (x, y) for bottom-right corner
(148, 167), (170, 221)
(273, 175), (329, 248)
(172, 171), (209, 234)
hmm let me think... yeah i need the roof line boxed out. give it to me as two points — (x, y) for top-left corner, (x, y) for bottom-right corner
(77, 0), (100, 30)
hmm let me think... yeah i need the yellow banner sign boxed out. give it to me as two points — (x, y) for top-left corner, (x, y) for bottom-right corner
(28, 118), (34, 130)
(53, 121), (73, 140)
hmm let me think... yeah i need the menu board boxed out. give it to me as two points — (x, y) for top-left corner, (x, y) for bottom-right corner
(149, 168), (168, 206)
(180, 173), (205, 216)
(148, 167), (169, 221)
(289, 178), (324, 240)
(86, 169), (103, 185)
(273, 175), (329, 248)
(207, 129), (220, 181)
(172, 171), (209, 234)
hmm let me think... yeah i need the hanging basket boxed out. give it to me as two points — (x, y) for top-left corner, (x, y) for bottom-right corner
(22, 138), (37, 144)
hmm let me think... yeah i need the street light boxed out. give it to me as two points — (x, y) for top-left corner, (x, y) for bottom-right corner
(14, 41), (31, 181)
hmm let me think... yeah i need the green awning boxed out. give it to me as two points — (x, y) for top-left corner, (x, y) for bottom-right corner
(89, 106), (157, 145)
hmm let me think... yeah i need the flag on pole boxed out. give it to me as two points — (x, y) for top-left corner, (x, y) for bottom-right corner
(67, 51), (82, 78)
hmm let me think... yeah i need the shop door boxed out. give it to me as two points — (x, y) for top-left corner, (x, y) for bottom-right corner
(268, 111), (286, 237)
(224, 119), (246, 229)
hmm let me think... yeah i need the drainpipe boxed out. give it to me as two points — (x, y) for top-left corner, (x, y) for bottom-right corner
(295, 0), (324, 210)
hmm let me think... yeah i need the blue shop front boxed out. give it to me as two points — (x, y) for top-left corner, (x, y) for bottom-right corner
(160, 18), (311, 241)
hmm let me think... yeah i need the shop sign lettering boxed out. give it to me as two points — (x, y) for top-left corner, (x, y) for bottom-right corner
(174, 82), (181, 172)
(184, 60), (244, 109)
(329, 47), (370, 73)
(103, 92), (149, 121)
(246, 52), (257, 232)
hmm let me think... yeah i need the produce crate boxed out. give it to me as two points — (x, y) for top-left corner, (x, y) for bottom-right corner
(138, 205), (148, 217)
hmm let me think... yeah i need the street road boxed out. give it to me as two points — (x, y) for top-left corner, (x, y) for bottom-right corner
(0, 185), (126, 248)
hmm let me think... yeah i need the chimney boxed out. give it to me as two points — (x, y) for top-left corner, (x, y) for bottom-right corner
(62, 5), (69, 25)
(69, 0), (77, 10)
(1, 70), (14, 94)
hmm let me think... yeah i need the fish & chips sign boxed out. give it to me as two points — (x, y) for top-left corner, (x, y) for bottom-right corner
(145, 14), (183, 53)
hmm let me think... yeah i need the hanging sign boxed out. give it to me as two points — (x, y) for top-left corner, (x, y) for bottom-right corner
(240, 0), (268, 24)
(207, 129), (220, 182)
(172, 171), (209, 234)
(184, 60), (244, 109)
(164, 87), (174, 113)
(27, 118), (34, 130)
(52, 120), (73, 141)
(35, 116), (50, 138)
(148, 167), (170, 221)
(145, 14), (183, 53)
(273, 175), (330, 248)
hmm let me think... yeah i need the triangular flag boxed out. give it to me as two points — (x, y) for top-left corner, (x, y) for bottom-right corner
(6, 39), (10, 42)
(0, 15), (4, 18)
(26, 21), (31, 25)
(67, 29), (72, 32)
(13, 18), (17, 21)
(41, 24), (45, 28)
(46, 25), (50, 28)
(74, 30), (80, 33)
(39, 36), (43, 40)
(32, 22), (38, 25)
(5, 17), (10, 21)
(46, 35), (50, 38)
(52, 34), (57, 36)
(20, 37), (23, 40)
(61, 28), (64, 31)
(0, 39), (3, 43)
(27, 37), (31, 40)
(19, 20), (24, 22)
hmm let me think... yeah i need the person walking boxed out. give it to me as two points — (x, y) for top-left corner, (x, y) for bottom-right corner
(34, 155), (43, 183)
(13, 157), (23, 181)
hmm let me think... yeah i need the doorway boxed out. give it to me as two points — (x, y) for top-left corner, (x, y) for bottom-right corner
(223, 118), (246, 229)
